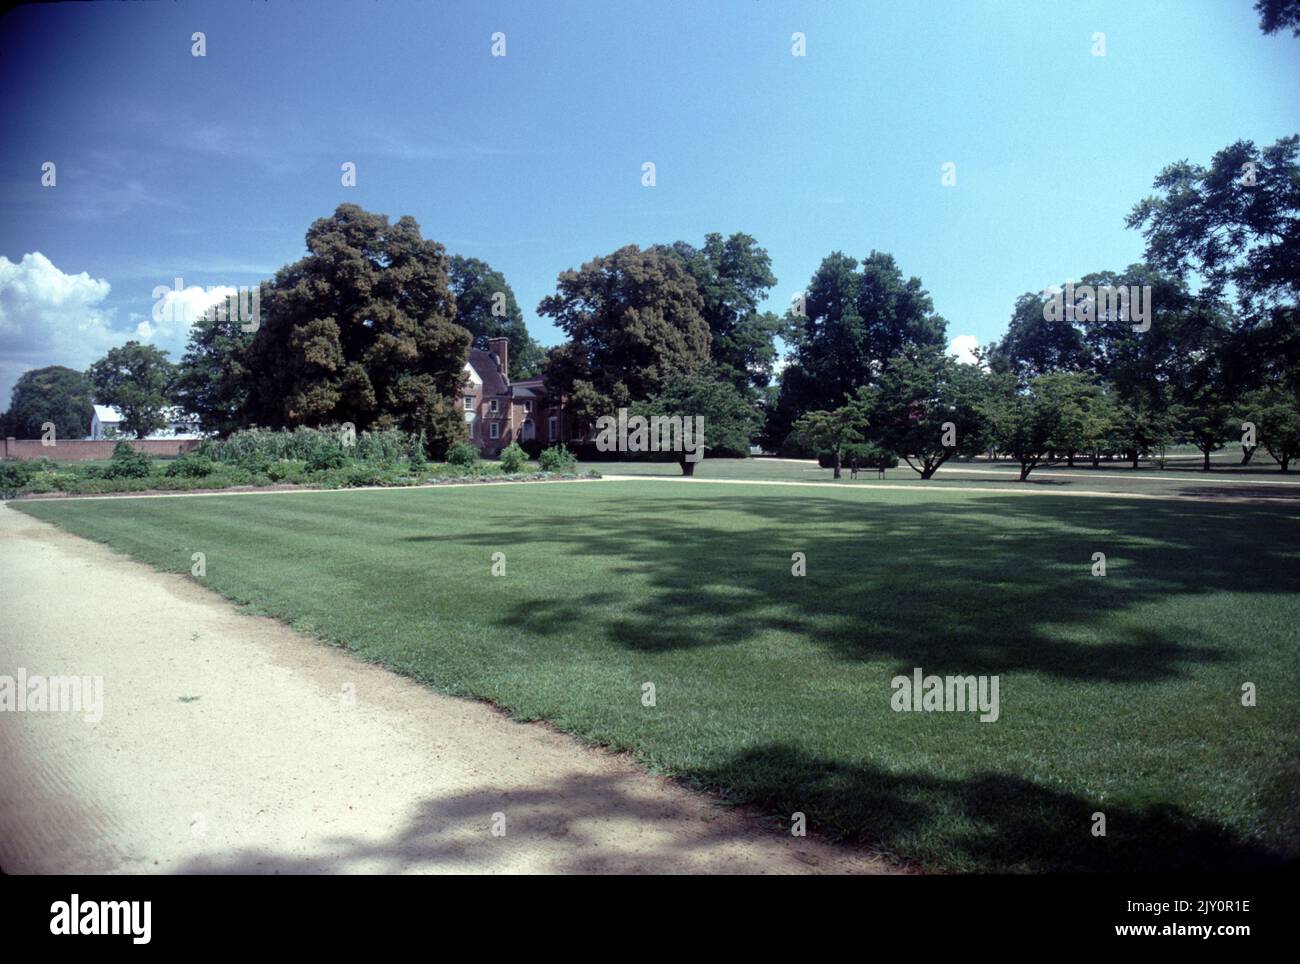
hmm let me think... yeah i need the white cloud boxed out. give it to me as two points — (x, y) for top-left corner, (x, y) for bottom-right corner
(0, 253), (122, 407)
(948, 334), (982, 366)
(0, 254), (231, 410)
(135, 283), (237, 355)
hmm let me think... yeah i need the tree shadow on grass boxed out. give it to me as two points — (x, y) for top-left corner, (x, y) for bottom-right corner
(406, 490), (1298, 682)
(164, 744), (1287, 874)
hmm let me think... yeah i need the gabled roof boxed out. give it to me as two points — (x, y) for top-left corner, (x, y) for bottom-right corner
(93, 404), (122, 423)
(467, 348), (510, 397)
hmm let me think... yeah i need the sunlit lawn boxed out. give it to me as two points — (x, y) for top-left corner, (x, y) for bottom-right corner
(13, 479), (1299, 871)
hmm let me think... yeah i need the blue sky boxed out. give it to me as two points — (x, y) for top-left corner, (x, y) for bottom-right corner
(1, 0), (1296, 404)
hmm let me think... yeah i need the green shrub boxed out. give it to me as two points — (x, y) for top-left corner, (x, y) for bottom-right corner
(817, 442), (899, 471)
(538, 444), (576, 473)
(0, 460), (38, 498)
(164, 453), (216, 478)
(355, 428), (411, 467)
(446, 442), (479, 467)
(409, 429), (430, 473)
(100, 443), (153, 479)
(306, 445), (348, 472)
(498, 443), (528, 474)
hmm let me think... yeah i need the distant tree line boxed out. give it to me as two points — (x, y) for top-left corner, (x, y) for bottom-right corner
(4, 136), (1297, 472)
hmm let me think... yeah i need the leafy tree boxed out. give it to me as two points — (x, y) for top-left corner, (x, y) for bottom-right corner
(243, 205), (471, 451)
(771, 251), (947, 446)
(448, 255), (546, 378)
(790, 398), (871, 480)
(866, 347), (987, 479)
(1173, 387), (1235, 471)
(1111, 389), (1178, 469)
(634, 368), (760, 475)
(539, 244), (711, 427)
(1127, 136), (1300, 311)
(174, 294), (257, 436)
(986, 372), (1107, 480)
(1256, 0), (1300, 37)
(2, 365), (95, 440)
(985, 375), (1064, 481)
(1241, 382), (1300, 472)
(658, 233), (780, 391)
(987, 292), (1090, 384)
(88, 341), (175, 438)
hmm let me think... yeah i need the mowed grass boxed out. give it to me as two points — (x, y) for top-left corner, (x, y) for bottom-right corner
(591, 454), (1300, 502)
(12, 480), (1300, 872)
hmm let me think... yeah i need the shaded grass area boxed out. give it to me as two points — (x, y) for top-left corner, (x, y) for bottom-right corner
(12, 481), (1300, 872)
(592, 455), (1300, 502)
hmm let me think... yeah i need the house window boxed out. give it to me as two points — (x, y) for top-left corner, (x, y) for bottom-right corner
(548, 417), (558, 441)
(523, 400), (533, 413)
(490, 421), (500, 440)
(489, 398), (499, 414)
(463, 396), (474, 410)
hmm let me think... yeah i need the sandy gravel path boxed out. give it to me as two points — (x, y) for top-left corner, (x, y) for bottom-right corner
(0, 504), (894, 875)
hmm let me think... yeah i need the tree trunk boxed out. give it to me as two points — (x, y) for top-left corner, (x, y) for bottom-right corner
(1240, 445), (1257, 465)
(1131, 449), (1139, 469)
(1019, 461), (1033, 481)
(1281, 457), (1290, 474)
(680, 458), (696, 476)
(1203, 448), (1211, 472)
(1092, 451), (1100, 468)
(1067, 450), (1075, 467)
(833, 450), (841, 479)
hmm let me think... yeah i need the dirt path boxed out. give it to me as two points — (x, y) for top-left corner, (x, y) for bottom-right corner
(0, 505), (895, 875)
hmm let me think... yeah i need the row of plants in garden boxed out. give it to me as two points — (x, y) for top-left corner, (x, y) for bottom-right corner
(0, 429), (588, 499)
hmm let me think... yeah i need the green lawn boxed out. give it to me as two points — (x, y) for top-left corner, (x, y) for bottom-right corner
(12, 479), (1299, 872)
(588, 454), (1300, 502)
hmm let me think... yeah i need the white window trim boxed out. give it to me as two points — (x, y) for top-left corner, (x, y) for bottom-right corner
(490, 421), (500, 440)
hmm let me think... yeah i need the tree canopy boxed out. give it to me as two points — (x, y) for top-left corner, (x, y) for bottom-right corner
(243, 204), (471, 447)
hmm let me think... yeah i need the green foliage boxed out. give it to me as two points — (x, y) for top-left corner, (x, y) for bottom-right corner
(354, 428), (411, 467)
(658, 233), (779, 391)
(539, 245), (712, 425)
(771, 250), (948, 446)
(865, 348), (988, 479)
(448, 255), (546, 378)
(92, 442), (153, 479)
(632, 368), (760, 472)
(538, 444), (577, 473)
(446, 441), (479, 467)
(498, 442), (528, 473)
(164, 453), (216, 478)
(409, 430), (430, 473)
(173, 294), (257, 436)
(1242, 383), (1300, 471)
(242, 204), (470, 434)
(2, 365), (96, 440)
(791, 398), (871, 478)
(0, 461), (39, 497)
(88, 341), (176, 439)
(820, 442), (898, 470)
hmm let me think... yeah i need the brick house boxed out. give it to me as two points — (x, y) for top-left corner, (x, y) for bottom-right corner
(461, 337), (588, 456)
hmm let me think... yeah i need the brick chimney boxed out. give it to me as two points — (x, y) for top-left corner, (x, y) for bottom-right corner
(488, 336), (509, 380)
